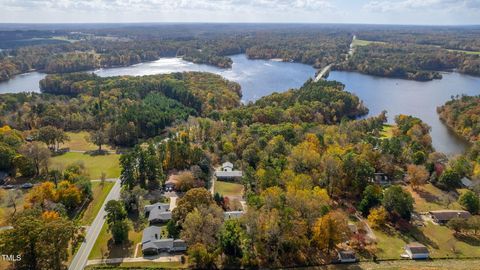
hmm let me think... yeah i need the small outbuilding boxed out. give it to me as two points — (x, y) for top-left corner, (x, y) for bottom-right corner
(429, 210), (471, 225)
(404, 242), (429, 260)
(337, 250), (357, 263)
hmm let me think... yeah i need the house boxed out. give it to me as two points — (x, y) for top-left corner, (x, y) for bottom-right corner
(145, 203), (172, 224)
(370, 172), (390, 185)
(429, 210), (471, 224)
(404, 242), (429, 259)
(461, 177), (473, 188)
(337, 250), (357, 263)
(224, 211), (244, 220)
(165, 174), (179, 191)
(215, 162), (243, 180)
(141, 226), (187, 255)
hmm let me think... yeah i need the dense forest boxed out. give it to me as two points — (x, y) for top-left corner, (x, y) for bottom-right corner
(438, 95), (480, 142)
(0, 72), (241, 146)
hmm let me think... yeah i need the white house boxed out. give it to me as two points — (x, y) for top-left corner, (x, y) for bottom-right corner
(404, 242), (429, 259)
(215, 162), (243, 180)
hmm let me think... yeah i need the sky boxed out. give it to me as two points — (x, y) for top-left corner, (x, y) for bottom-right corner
(0, 0), (479, 25)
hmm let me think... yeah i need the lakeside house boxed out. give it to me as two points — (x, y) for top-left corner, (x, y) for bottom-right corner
(429, 210), (471, 225)
(215, 162), (243, 181)
(141, 226), (186, 255)
(144, 203), (172, 224)
(337, 250), (357, 263)
(0, 171), (8, 185)
(404, 242), (429, 259)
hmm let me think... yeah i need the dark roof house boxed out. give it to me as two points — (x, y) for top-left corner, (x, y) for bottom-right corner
(429, 210), (471, 224)
(141, 226), (187, 255)
(145, 203), (172, 224)
(337, 250), (357, 263)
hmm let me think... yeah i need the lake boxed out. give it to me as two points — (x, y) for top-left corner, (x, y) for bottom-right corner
(329, 71), (480, 154)
(0, 54), (316, 102)
(1, 54), (479, 154)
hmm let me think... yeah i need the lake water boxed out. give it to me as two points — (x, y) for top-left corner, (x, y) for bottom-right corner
(329, 71), (480, 154)
(1, 54), (479, 154)
(0, 54), (316, 102)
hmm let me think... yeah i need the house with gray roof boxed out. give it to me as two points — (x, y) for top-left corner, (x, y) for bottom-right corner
(141, 226), (187, 255)
(429, 210), (471, 225)
(215, 162), (243, 180)
(145, 203), (172, 224)
(404, 242), (429, 259)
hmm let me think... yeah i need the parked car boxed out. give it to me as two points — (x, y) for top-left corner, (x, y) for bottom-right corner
(21, 183), (34, 189)
(3, 185), (14, 189)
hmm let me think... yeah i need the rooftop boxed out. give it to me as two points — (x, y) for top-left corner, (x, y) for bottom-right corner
(405, 242), (429, 254)
(429, 210), (471, 221)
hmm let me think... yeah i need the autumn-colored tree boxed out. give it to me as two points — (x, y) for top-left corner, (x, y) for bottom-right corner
(56, 180), (82, 212)
(173, 188), (214, 226)
(368, 206), (388, 229)
(313, 211), (350, 253)
(406, 164), (429, 190)
(19, 141), (51, 176)
(181, 204), (223, 249)
(26, 181), (57, 209)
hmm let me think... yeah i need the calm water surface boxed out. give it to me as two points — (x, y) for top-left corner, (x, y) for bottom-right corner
(1, 54), (479, 154)
(0, 54), (316, 102)
(329, 71), (480, 154)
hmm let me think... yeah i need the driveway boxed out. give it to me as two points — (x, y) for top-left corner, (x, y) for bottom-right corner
(69, 179), (121, 270)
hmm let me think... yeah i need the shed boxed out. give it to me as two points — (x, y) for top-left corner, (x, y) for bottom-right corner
(404, 242), (429, 259)
(337, 250), (357, 263)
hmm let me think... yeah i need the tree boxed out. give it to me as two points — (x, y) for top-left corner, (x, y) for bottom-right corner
(105, 200), (129, 244)
(56, 180), (82, 213)
(219, 219), (244, 259)
(439, 169), (461, 190)
(382, 185), (414, 220)
(313, 211), (350, 253)
(0, 209), (75, 270)
(458, 190), (479, 214)
(406, 164), (429, 190)
(0, 189), (22, 215)
(181, 204), (223, 249)
(172, 188), (213, 226)
(358, 184), (383, 216)
(368, 207), (388, 229)
(87, 129), (109, 152)
(19, 142), (51, 176)
(188, 243), (216, 269)
(176, 170), (198, 192)
(37, 126), (69, 151)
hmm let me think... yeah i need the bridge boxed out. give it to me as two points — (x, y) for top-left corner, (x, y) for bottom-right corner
(313, 64), (333, 82)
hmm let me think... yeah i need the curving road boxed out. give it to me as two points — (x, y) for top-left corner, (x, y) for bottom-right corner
(69, 179), (122, 270)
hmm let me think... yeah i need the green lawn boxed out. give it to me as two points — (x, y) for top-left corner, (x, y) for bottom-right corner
(214, 181), (244, 197)
(447, 49), (480, 55)
(61, 131), (114, 152)
(50, 152), (120, 179)
(78, 182), (114, 225)
(380, 124), (394, 139)
(373, 228), (410, 260)
(89, 222), (143, 260)
(408, 184), (462, 213)
(352, 39), (387, 47)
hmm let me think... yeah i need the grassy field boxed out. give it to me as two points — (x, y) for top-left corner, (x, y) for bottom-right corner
(380, 124), (395, 139)
(373, 227), (410, 260)
(78, 181), (114, 225)
(214, 180), (244, 197)
(61, 131), (114, 152)
(407, 184), (462, 213)
(447, 49), (480, 55)
(352, 39), (387, 47)
(89, 222), (144, 260)
(50, 152), (120, 179)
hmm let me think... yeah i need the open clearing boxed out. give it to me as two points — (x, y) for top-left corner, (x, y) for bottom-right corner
(407, 184), (462, 213)
(50, 152), (120, 179)
(352, 39), (387, 47)
(61, 131), (114, 152)
(89, 223), (143, 260)
(214, 180), (244, 197)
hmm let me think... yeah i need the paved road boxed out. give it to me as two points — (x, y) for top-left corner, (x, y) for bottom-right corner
(313, 64), (333, 82)
(86, 254), (182, 266)
(69, 179), (122, 270)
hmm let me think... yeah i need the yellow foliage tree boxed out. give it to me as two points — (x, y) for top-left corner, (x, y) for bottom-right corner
(313, 211), (350, 253)
(368, 206), (388, 229)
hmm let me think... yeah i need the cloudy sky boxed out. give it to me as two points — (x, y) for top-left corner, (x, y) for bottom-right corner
(0, 0), (479, 25)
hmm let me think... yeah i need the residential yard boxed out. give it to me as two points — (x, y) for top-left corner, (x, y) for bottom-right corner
(320, 259), (480, 270)
(372, 227), (410, 260)
(407, 184), (462, 213)
(78, 181), (114, 225)
(50, 152), (120, 179)
(61, 131), (114, 152)
(89, 222), (144, 260)
(214, 180), (244, 197)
